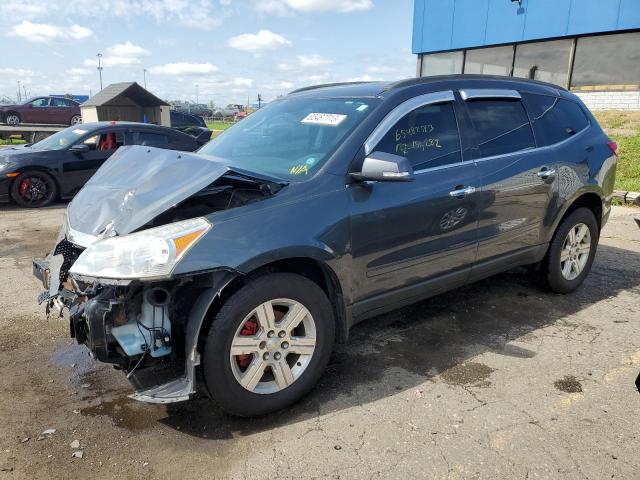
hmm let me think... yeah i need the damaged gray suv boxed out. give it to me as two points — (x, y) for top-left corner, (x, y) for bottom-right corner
(33, 76), (617, 416)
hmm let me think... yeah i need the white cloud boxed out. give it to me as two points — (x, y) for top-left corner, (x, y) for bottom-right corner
(279, 81), (294, 89)
(297, 54), (333, 67)
(234, 77), (254, 87)
(1, 0), (224, 30)
(106, 41), (151, 58)
(150, 63), (219, 76)
(0, 68), (35, 76)
(345, 74), (382, 82)
(255, 0), (373, 14)
(278, 63), (295, 71)
(84, 56), (141, 67)
(10, 20), (92, 43)
(228, 30), (292, 52)
(66, 67), (91, 75)
(367, 65), (394, 74)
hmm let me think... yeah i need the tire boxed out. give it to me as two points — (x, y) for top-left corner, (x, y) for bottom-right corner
(10, 170), (58, 208)
(70, 115), (82, 126)
(543, 207), (599, 294)
(5, 112), (20, 126)
(203, 272), (335, 417)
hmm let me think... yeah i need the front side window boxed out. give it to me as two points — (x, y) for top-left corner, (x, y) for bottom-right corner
(513, 39), (572, 88)
(199, 97), (379, 181)
(522, 93), (589, 147)
(421, 51), (463, 76)
(83, 131), (125, 151)
(465, 99), (535, 158)
(30, 98), (50, 107)
(464, 46), (514, 76)
(374, 102), (462, 170)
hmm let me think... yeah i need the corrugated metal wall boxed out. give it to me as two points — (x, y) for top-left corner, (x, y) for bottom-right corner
(412, 0), (640, 54)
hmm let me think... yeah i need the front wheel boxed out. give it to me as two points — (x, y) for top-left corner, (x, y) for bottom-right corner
(203, 273), (335, 416)
(10, 170), (58, 208)
(543, 207), (599, 293)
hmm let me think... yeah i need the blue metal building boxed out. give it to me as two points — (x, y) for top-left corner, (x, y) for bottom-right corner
(412, 0), (640, 96)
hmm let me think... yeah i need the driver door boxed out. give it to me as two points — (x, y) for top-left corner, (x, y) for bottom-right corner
(23, 97), (52, 123)
(61, 130), (125, 195)
(348, 91), (480, 318)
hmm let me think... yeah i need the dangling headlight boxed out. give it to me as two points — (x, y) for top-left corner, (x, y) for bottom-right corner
(69, 217), (211, 280)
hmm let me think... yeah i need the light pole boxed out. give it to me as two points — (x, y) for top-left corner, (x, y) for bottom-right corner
(16, 81), (21, 102)
(96, 53), (103, 91)
(143, 68), (147, 89)
(195, 84), (199, 103)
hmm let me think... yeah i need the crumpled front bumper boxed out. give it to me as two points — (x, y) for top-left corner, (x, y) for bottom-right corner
(33, 243), (238, 404)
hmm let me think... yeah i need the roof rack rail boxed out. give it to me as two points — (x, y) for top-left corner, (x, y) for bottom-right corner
(289, 81), (376, 94)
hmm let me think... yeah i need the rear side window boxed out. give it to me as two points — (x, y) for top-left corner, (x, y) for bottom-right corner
(135, 132), (169, 147)
(465, 99), (535, 158)
(375, 102), (462, 170)
(522, 93), (589, 147)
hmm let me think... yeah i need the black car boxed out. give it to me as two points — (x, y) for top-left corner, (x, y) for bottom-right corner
(33, 75), (617, 416)
(0, 122), (204, 207)
(170, 110), (212, 143)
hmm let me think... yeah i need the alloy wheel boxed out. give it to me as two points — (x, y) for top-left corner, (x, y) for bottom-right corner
(560, 222), (591, 281)
(229, 298), (316, 394)
(18, 175), (54, 206)
(70, 115), (82, 125)
(5, 114), (20, 126)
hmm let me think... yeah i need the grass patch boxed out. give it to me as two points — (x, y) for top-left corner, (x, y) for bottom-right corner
(0, 136), (26, 145)
(206, 121), (234, 132)
(594, 110), (640, 192)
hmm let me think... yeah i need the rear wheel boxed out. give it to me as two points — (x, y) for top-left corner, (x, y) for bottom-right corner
(10, 170), (58, 208)
(543, 207), (598, 293)
(5, 113), (20, 126)
(202, 273), (335, 416)
(70, 115), (82, 125)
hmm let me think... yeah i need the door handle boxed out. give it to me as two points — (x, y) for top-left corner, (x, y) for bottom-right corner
(449, 186), (476, 198)
(537, 168), (556, 179)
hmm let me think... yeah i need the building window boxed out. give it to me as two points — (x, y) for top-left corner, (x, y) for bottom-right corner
(464, 46), (514, 76)
(571, 32), (640, 91)
(421, 51), (463, 76)
(513, 39), (572, 88)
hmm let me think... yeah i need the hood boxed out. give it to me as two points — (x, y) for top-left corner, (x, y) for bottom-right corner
(67, 145), (284, 238)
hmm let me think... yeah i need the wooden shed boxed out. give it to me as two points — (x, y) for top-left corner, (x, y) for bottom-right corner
(80, 82), (170, 126)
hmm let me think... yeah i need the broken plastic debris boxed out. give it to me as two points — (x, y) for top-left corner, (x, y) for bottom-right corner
(72, 451), (83, 459)
(41, 429), (56, 435)
(70, 440), (80, 449)
(19, 437), (29, 444)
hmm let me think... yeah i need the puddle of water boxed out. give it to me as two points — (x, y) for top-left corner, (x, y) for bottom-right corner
(554, 375), (583, 393)
(51, 343), (95, 386)
(80, 397), (167, 431)
(440, 362), (494, 386)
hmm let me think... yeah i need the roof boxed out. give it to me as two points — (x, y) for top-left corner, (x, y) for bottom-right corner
(82, 82), (169, 108)
(288, 74), (566, 98)
(70, 121), (175, 132)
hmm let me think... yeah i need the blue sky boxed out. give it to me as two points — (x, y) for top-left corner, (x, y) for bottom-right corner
(0, 0), (416, 106)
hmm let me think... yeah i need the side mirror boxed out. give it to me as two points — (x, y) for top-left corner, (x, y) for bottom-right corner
(350, 151), (414, 182)
(69, 144), (90, 153)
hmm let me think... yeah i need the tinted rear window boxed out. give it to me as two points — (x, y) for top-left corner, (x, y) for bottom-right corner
(522, 93), (589, 147)
(136, 132), (169, 146)
(465, 99), (535, 158)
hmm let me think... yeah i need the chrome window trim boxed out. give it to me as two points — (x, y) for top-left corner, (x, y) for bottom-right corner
(460, 89), (521, 101)
(363, 90), (455, 156)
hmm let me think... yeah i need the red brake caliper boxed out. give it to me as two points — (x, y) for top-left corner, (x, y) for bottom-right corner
(236, 319), (258, 368)
(20, 179), (30, 196)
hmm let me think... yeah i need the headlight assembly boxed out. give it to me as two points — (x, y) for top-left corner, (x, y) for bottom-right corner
(69, 217), (211, 280)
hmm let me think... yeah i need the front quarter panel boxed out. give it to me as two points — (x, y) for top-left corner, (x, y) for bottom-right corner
(172, 182), (354, 302)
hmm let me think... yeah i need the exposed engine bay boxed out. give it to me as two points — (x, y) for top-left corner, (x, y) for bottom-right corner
(33, 147), (285, 400)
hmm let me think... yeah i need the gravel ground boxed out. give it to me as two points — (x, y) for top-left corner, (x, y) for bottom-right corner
(0, 204), (639, 479)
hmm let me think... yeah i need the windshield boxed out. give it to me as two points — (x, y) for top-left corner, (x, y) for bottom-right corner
(199, 96), (379, 181)
(30, 126), (91, 151)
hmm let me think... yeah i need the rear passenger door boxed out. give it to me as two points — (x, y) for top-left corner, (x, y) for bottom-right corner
(349, 91), (480, 316)
(460, 89), (558, 278)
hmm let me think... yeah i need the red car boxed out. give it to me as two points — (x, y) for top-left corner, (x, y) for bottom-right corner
(0, 96), (82, 126)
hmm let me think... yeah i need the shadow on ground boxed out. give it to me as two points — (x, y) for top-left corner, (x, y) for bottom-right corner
(141, 242), (640, 439)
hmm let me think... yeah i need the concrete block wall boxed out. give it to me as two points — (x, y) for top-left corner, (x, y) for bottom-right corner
(574, 91), (640, 110)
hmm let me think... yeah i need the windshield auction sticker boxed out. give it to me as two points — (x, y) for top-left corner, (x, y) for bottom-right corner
(301, 113), (347, 126)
